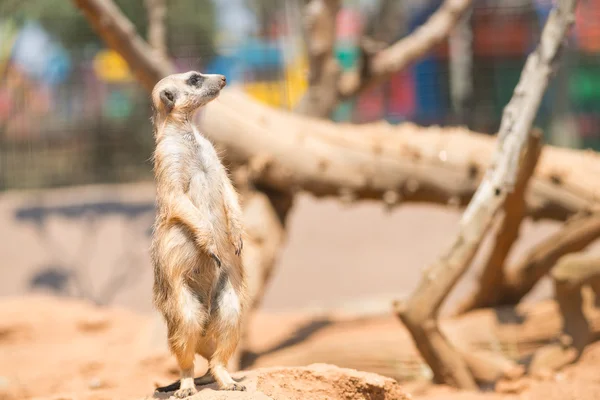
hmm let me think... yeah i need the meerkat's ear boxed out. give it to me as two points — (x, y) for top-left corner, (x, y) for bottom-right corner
(160, 89), (178, 113)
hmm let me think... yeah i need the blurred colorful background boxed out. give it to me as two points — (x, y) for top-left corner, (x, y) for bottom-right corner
(2, 0), (600, 191)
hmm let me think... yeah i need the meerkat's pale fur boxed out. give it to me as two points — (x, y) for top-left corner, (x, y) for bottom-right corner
(149, 71), (249, 398)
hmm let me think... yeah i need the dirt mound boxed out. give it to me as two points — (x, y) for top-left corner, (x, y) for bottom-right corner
(149, 364), (409, 400)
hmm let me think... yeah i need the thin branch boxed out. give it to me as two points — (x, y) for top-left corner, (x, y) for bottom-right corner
(551, 253), (599, 351)
(73, 0), (173, 92)
(395, 0), (577, 388)
(144, 0), (168, 59)
(340, 0), (475, 98)
(498, 212), (600, 306)
(454, 130), (542, 315)
(529, 252), (600, 375)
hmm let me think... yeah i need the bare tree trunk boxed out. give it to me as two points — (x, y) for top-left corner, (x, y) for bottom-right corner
(144, 0), (168, 59)
(395, 0), (578, 388)
(294, 0), (342, 118)
(448, 3), (474, 126)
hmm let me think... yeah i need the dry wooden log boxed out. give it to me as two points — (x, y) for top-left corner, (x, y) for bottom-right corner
(200, 88), (600, 222)
(247, 300), (600, 384)
(395, 0), (577, 389)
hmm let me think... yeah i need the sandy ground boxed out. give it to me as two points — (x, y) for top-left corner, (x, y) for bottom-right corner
(0, 187), (573, 315)
(2, 295), (600, 400)
(3, 187), (600, 399)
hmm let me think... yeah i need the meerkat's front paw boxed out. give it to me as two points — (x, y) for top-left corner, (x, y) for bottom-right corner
(173, 387), (197, 398)
(234, 236), (243, 256)
(222, 383), (246, 391)
(229, 228), (243, 256)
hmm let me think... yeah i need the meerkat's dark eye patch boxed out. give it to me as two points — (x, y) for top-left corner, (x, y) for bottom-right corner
(159, 89), (177, 113)
(186, 73), (204, 87)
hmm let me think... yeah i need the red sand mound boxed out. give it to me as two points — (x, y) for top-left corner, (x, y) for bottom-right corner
(150, 364), (410, 400)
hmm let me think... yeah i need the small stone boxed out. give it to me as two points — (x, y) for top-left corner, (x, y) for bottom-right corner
(88, 377), (103, 389)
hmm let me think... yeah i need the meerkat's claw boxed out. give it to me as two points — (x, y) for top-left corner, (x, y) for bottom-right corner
(173, 387), (197, 398)
(210, 253), (222, 267)
(235, 238), (243, 256)
(223, 383), (246, 391)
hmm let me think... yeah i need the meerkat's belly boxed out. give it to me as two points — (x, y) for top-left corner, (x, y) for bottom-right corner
(187, 157), (228, 231)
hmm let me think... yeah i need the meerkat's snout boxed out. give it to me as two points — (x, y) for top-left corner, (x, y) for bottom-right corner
(206, 74), (226, 92)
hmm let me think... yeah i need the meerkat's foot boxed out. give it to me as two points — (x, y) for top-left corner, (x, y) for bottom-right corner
(173, 387), (197, 398)
(222, 382), (246, 391)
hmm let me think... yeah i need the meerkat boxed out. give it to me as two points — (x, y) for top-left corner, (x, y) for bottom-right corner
(149, 70), (249, 398)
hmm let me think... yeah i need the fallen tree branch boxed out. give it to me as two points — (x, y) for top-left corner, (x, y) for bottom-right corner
(395, 0), (577, 389)
(202, 89), (599, 222)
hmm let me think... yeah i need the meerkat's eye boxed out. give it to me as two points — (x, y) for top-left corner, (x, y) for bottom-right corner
(186, 74), (203, 87)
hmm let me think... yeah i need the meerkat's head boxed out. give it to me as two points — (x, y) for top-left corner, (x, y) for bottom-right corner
(151, 71), (227, 119)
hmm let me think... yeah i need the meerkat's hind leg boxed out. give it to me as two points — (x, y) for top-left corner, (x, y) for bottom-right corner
(208, 284), (246, 391)
(168, 330), (199, 398)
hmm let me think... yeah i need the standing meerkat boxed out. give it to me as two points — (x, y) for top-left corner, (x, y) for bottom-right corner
(149, 70), (249, 398)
